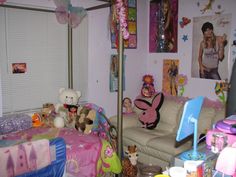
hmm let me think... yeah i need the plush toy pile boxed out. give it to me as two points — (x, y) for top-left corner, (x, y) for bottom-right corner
(30, 88), (117, 148)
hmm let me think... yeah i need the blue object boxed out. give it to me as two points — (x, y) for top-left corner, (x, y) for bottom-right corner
(176, 96), (205, 161)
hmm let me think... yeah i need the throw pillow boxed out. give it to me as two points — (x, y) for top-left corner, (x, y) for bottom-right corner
(134, 92), (164, 129)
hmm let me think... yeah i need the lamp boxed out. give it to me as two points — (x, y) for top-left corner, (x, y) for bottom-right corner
(213, 143), (236, 176)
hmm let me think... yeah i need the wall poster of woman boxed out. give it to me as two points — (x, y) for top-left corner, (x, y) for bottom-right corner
(191, 14), (231, 80)
(110, 54), (125, 92)
(149, 0), (178, 53)
(162, 59), (179, 96)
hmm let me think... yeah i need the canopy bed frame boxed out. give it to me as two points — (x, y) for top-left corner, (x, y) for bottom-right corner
(1, 1), (124, 176)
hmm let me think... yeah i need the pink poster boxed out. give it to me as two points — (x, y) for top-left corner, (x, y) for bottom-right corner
(149, 0), (178, 53)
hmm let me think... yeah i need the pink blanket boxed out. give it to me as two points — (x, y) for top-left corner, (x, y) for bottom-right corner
(0, 139), (51, 177)
(0, 128), (122, 177)
(59, 129), (102, 177)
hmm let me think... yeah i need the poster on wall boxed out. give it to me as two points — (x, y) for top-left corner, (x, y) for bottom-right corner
(191, 14), (231, 80)
(110, 54), (125, 92)
(162, 59), (179, 96)
(12, 63), (27, 74)
(111, 0), (137, 49)
(149, 0), (178, 53)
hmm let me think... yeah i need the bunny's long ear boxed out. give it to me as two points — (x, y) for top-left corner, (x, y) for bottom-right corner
(134, 99), (152, 111)
(152, 92), (164, 110)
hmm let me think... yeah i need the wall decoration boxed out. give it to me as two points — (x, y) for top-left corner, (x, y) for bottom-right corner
(200, 0), (215, 14)
(182, 34), (188, 42)
(111, 0), (137, 49)
(179, 17), (191, 28)
(162, 59), (179, 96)
(109, 54), (125, 92)
(149, 0), (178, 53)
(175, 74), (188, 96)
(53, 0), (87, 28)
(191, 14), (231, 80)
(12, 63), (27, 74)
(214, 80), (230, 104)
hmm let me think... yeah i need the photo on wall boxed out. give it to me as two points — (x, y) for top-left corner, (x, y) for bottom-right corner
(162, 59), (179, 96)
(12, 63), (27, 74)
(149, 0), (178, 53)
(191, 14), (231, 80)
(109, 54), (125, 92)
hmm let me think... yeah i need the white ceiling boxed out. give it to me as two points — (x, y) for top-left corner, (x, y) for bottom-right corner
(5, 0), (107, 10)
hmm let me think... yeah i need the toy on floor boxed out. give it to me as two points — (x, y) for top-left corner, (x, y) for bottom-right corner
(122, 145), (138, 177)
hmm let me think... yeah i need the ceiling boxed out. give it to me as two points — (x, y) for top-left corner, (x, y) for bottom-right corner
(4, 0), (111, 10)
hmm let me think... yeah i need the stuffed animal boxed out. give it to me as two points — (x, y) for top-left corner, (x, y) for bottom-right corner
(122, 145), (138, 177)
(54, 116), (65, 128)
(134, 92), (164, 129)
(40, 103), (56, 127)
(75, 106), (96, 134)
(141, 75), (156, 98)
(55, 88), (81, 126)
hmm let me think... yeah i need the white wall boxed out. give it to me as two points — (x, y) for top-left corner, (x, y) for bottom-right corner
(4, 0), (234, 116)
(4, 0), (147, 117)
(147, 0), (236, 101)
(87, 0), (148, 116)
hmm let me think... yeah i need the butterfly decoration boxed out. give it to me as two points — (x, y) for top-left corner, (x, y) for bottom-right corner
(200, 0), (215, 14)
(53, 0), (87, 28)
(179, 17), (191, 28)
(0, 0), (6, 4)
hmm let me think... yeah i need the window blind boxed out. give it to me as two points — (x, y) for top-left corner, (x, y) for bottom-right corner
(0, 7), (68, 113)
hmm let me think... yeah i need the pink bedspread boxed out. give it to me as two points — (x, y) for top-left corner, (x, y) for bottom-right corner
(0, 128), (121, 177)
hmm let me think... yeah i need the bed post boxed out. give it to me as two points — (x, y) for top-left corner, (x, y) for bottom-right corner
(68, 25), (73, 89)
(117, 18), (124, 177)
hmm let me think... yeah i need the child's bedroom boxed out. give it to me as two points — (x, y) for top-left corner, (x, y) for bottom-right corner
(0, 0), (236, 177)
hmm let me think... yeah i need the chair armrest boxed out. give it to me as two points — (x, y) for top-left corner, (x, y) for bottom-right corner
(109, 113), (140, 129)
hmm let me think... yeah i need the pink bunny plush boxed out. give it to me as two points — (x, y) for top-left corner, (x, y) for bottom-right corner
(134, 92), (164, 129)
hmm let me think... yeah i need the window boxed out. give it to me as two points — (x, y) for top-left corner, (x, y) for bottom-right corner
(0, 7), (68, 113)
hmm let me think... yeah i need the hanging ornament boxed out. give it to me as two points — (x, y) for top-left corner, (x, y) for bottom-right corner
(115, 0), (129, 40)
(54, 0), (87, 28)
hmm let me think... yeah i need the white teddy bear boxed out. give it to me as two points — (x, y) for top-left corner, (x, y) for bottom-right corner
(55, 88), (81, 128)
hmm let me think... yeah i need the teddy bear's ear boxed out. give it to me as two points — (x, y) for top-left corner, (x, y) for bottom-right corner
(59, 88), (66, 94)
(76, 91), (82, 98)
